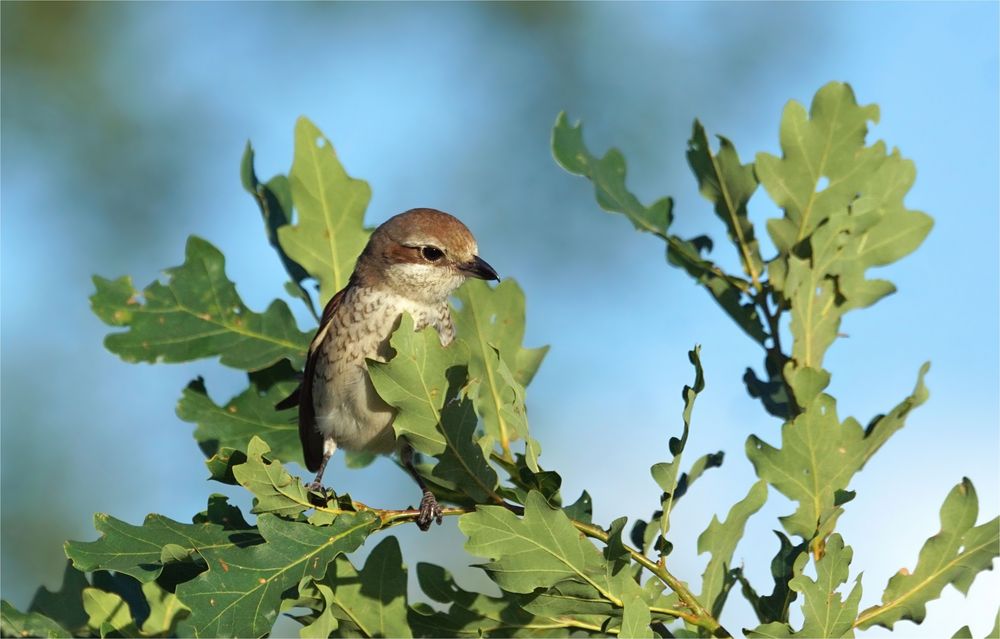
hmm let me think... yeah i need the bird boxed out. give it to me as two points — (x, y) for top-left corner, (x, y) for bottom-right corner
(275, 208), (499, 530)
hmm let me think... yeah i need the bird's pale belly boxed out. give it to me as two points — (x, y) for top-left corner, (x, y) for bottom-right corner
(310, 288), (453, 454)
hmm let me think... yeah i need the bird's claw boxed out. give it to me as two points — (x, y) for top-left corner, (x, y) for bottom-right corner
(415, 490), (443, 531)
(306, 481), (329, 504)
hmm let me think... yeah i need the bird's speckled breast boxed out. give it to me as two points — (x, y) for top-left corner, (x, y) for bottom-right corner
(311, 286), (453, 453)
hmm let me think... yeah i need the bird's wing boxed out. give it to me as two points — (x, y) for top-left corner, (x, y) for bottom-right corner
(276, 287), (348, 472)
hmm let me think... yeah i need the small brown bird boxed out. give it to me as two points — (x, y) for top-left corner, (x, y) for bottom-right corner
(276, 208), (499, 530)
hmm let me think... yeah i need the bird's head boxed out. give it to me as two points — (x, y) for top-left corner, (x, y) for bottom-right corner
(356, 208), (499, 304)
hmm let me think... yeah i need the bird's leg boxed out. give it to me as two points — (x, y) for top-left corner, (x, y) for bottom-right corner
(306, 439), (337, 496)
(400, 442), (443, 531)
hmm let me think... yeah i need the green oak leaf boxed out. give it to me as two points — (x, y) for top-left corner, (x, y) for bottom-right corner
(460, 491), (641, 609)
(301, 536), (412, 638)
(452, 278), (548, 387)
(368, 314), (468, 456)
(1, 601), (71, 638)
(698, 480), (768, 618)
(552, 112), (672, 236)
(432, 398), (501, 504)
(747, 366), (929, 542)
(410, 563), (566, 637)
(138, 581), (190, 637)
(757, 83), (932, 374)
(28, 561), (89, 636)
(756, 82), (884, 256)
(82, 587), (140, 638)
(651, 347), (705, 545)
(554, 113), (767, 345)
(92, 236), (310, 371)
(620, 594), (654, 638)
(452, 278), (548, 450)
(241, 142), (316, 315)
(178, 374), (302, 466)
(176, 512), (379, 638)
(232, 436), (315, 519)
(280, 116), (372, 304)
(686, 120), (762, 282)
(792, 534), (861, 638)
(65, 498), (261, 583)
(856, 478), (999, 630)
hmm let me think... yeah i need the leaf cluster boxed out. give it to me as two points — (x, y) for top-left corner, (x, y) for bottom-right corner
(5, 85), (996, 639)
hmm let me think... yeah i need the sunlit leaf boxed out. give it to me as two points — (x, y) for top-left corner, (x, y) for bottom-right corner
(368, 314), (467, 456)
(280, 117), (372, 304)
(66, 497), (261, 583)
(686, 120), (762, 281)
(176, 512), (379, 638)
(698, 480), (768, 617)
(856, 479), (999, 630)
(92, 237), (310, 371)
(747, 366), (929, 542)
(82, 587), (140, 638)
(301, 536), (412, 638)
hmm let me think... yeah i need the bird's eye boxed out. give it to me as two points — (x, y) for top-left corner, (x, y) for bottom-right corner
(421, 246), (444, 262)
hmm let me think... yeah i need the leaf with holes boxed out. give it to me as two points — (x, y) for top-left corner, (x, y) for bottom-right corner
(747, 365), (928, 542)
(92, 237), (311, 371)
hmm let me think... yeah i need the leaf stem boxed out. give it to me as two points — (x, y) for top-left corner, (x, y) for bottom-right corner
(570, 520), (732, 637)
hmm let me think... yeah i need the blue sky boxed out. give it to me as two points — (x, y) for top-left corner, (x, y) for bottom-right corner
(2, 3), (997, 636)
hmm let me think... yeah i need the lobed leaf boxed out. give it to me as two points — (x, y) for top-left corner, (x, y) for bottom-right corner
(65, 497), (261, 583)
(460, 491), (642, 612)
(92, 236), (310, 371)
(28, 561), (90, 636)
(747, 365), (928, 542)
(698, 480), (768, 618)
(686, 120), (762, 282)
(0, 601), (71, 638)
(300, 536), (412, 638)
(789, 533), (861, 638)
(452, 278), (548, 451)
(232, 436), (315, 519)
(176, 512), (379, 638)
(280, 116), (372, 304)
(759, 82), (933, 374)
(552, 113), (672, 236)
(178, 372), (303, 466)
(856, 478), (999, 630)
(368, 314), (468, 456)
(410, 563), (568, 637)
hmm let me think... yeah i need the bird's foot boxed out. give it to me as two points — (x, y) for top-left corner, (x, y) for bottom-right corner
(306, 481), (329, 504)
(415, 490), (443, 531)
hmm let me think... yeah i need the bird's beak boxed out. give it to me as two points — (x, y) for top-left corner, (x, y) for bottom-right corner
(460, 255), (500, 281)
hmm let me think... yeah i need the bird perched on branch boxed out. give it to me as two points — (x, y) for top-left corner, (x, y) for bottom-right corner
(276, 208), (499, 530)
